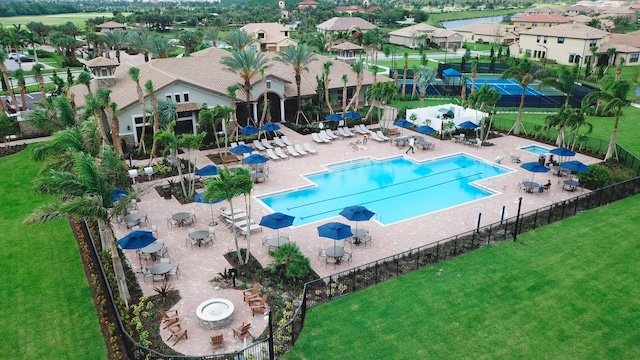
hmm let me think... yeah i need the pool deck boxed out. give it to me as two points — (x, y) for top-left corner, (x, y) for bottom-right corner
(116, 125), (599, 356)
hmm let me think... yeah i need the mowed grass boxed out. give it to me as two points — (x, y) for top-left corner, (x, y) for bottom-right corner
(0, 12), (116, 28)
(0, 148), (106, 360)
(284, 195), (640, 359)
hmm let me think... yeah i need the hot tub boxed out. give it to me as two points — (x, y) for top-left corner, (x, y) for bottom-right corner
(196, 298), (235, 329)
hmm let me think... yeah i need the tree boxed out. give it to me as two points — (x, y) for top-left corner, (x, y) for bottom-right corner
(126, 30), (152, 62)
(225, 28), (252, 51)
(322, 61), (333, 115)
(95, 88), (124, 156)
(464, 84), (502, 141)
(365, 81), (399, 128)
(146, 80), (160, 165)
(179, 29), (203, 56)
(345, 60), (364, 112)
(234, 167), (254, 264)
(221, 49), (270, 126)
(341, 74), (348, 114)
(566, 108), (592, 150)
(25, 148), (132, 307)
(401, 52), (409, 97)
(13, 68), (27, 111)
(605, 47), (617, 74)
(274, 43), (317, 124)
(544, 105), (573, 147)
(103, 29), (127, 63)
(84, 92), (109, 144)
(414, 66), (437, 108)
(470, 59), (478, 94)
(204, 27), (220, 48)
(32, 63), (47, 101)
(0, 51), (18, 108)
(77, 70), (92, 94)
(128, 67), (148, 154)
(226, 84), (241, 139)
(199, 105), (232, 149)
(147, 34), (175, 59)
(26, 96), (76, 134)
(582, 76), (633, 161)
(500, 58), (542, 135)
(538, 67), (575, 105)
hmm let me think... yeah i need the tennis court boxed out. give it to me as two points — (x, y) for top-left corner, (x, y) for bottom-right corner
(466, 75), (564, 106)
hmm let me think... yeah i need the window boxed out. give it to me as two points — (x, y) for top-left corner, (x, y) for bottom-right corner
(589, 39), (597, 47)
(544, 36), (548, 44)
(568, 54), (575, 63)
(525, 49), (532, 56)
(533, 50), (539, 58)
(557, 37), (565, 44)
(568, 54), (581, 63)
(266, 80), (271, 89)
(520, 22), (525, 26)
(165, 94), (172, 101)
(519, 48), (523, 54)
(258, 32), (265, 39)
(174, 94), (181, 102)
(584, 55), (592, 64)
(536, 36), (541, 43)
(471, 35), (474, 40)
(532, 22), (538, 27)
(183, 93), (190, 102)
(250, 45), (257, 52)
(630, 54), (639, 63)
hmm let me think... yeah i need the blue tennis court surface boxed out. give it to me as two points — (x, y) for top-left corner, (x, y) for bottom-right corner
(466, 79), (560, 105)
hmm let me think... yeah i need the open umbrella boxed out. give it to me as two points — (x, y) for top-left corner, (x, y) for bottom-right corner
(317, 222), (353, 250)
(112, 188), (129, 203)
(415, 125), (437, 135)
(343, 111), (361, 119)
(261, 122), (281, 132)
(394, 119), (413, 128)
(339, 205), (374, 234)
(550, 147), (576, 157)
(240, 125), (259, 135)
(325, 113), (344, 121)
(259, 212), (295, 238)
(457, 121), (479, 129)
(243, 153), (269, 165)
(520, 161), (549, 181)
(195, 192), (224, 226)
(118, 230), (158, 269)
(560, 160), (589, 173)
(195, 164), (218, 176)
(230, 144), (254, 154)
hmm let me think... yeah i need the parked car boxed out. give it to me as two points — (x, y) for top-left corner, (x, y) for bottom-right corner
(5, 97), (24, 113)
(15, 56), (35, 63)
(8, 52), (19, 60)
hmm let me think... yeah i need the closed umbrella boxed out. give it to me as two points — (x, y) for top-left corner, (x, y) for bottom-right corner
(230, 144), (254, 154)
(415, 125), (437, 135)
(560, 160), (589, 173)
(195, 192), (224, 226)
(317, 222), (353, 251)
(339, 205), (374, 234)
(259, 212), (295, 238)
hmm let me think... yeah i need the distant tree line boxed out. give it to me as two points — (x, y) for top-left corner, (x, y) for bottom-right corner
(0, 2), (80, 17)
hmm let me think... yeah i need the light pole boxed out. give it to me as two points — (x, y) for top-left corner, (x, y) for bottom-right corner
(513, 197), (523, 242)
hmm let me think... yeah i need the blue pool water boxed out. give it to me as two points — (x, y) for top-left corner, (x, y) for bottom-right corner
(258, 155), (510, 226)
(520, 145), (551, 156)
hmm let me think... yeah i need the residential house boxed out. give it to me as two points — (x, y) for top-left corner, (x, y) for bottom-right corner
(523, 6), (563, 15)
(334, 5), (381, 14)
(72, 47), (385, 146)
(452, 22), (518, 45)
(240, 23), (298, 52)
(513, 14), (572, 30)
(388, 23), (439, 48)
(331, 41), (364, 63)
(297, 0), (319, 10)
(564, 5), (596, 16)
(598, 7), (638, 25)
(316, 17), (377, 37)
(96, 21), (127, 32)
(431, 29), (463, 49)
(603, 30), (640, 66)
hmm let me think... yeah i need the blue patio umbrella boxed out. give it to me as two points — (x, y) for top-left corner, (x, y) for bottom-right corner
(550, 147), (576, 157)
(415, 125), (437, 135)
(243, 153), (269, 165)
(112, 188), (129, 203)
(325, 113), (344, 121)
(229, 144), (254, 154)
(340, 205), (374, 233)
(393, 119), (413, 128)
(118, 230), (157, 250)
(343, 111), (361, 119)
(195, 164), (218, 176)
(261, 122), (281, 132)
(318, 222), (353, 250)
(457, 121), (479, 129)
(240, 125), (259, 135)
(259, 212), (295, 238)
(560, 160), (589, 173)
(521, 161), (549, 182)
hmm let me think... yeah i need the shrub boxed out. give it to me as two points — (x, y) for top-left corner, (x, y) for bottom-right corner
(267, 243), (312, 285)
(578, 164), (611, 189)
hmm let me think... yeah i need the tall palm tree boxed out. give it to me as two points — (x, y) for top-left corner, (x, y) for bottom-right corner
(500, 57), (541, 135)
(221, 49), (270, 126)
(204, 27), (220, 48)
(414, 66), (437, 108)
(258, 68), (268, 128)
(226, 84), (241, 141)
(103, 29), (127, 63)
(0, 51), (18, 108)
(345, 60), (364, 112)
(178, 131), (207, 199)
(582, 76), (633, 161)
(13, 68), (27, 111)
(566, 108), (592, 150)
(128, 67), (147, 154)
(225, 28), (253, 51)
(274, 43), (317, 124)
(464, 84), (502, 141)
(84, 92), (109, 144)
(26, 96), (76, 133)
(401, 52), (409, 97)
(147, 34), (175, 59)
(544, 105), (577, 147)
(322, 61), (333, 115)
(234, 167), (254, 265)
(95, 88), (123, 156)
(25, 149), (132, 307)
(145, 80), (160, 164)
(126, 30), (152, 62)
(470, 59), (478, 94)
(32, 63), (47, 101)
(30, 123), (102, 168)
(538, 68), (575, 105)
(605, 47), (616, 74)
(341, 74), (348, 114)
(179, 29), (203, 56)
(77, 70), (92, 94)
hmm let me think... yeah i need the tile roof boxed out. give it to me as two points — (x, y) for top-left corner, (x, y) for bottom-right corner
(599, 41), (640, 53)
(608, 31), (640, 48)
(85, 56), (120, 67)
(452, 22), (517, 37)
(96, 21), (126, 29)
(332, 41), (363, 50)
(177, 102), (202, 112)
(389, 23), (439, 37)
(516, 14), (572, 23)
(240, 23), (294, 44)
(316, 17), (377, 31)
(431, 29), (458, 38)
(520, 23), (610, 39)
(571, 15), (594, 23)
(298, 0), (319, 4)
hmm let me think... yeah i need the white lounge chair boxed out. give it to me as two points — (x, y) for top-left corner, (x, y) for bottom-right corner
(227, 218), (256, 227)
(217, 207), (246, 218)
(345, 127), (357, 136)
(274, 147), (289, 159)
(337, 127), (353, 138)
(286, 145), (301, 157)
(261, 139), (274, 149)
(323, 129), (339, 140)
(356, 124), (373, 134)
(281, 136), (294, 146)
(311, 133), (329, 144)
(266, 148), (281, 161)
(230, 142), (238, 148)
(376, 131), (390, 141)
(294, 144), (308, 156)
(303, 143), (318, 154)
(370, 132), (386, 142)
(273, 137), (286, 147)
(238, 223), (262, 235)
(318, 132), (333, 142)
(353, 125), (367, 134)
(253, 140), (266, 151)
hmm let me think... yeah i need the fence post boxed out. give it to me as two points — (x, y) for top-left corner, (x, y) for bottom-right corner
(513, 197), (523, 242)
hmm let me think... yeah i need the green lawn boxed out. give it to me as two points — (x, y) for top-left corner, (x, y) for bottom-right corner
(0, 12), (117, 29)
(0, 148), (107, 359)
(284, 195), (640, 359)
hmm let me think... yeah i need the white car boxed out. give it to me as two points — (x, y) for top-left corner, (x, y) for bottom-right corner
(8, 53), (19, 60)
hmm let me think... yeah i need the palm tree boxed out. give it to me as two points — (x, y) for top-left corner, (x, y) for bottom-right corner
(179, 131), (207, 199)
(605, 47), (616, 74)
(128, 67), (148, 154)
(95, 88), (124, 156)
(0, 51), (18, 108)
(221, 49), (270, 126)
(103, 29), (127, 63)
(25, 148), (132, 307)
(401, 52), (409, 97)
(544, 105), (572, 147)
(615, 58), (625, 81)
(582, 76), (633, 161)
(84, 92), (109, 144)
(13, 68), (27, 111)
(179, 29), (203, 56)
(258, 68), (268, 127)
(126, 30), (152, 62)
(538, 68), (575, 105)
(566, 108), (592, 150)
(77, 70), (92, 94)
(322, 61), (333, 115)
(146, 80), (160, 164)
(470, 59), (478, 94)
(32, 63), (47, 101)
(147, 34), (175, 59)
(364, 81), (398, 128)
(30, 123), (102, 168)
(345, 60), (364, 112)
(465, 84), (502, 141)
(274, 44), (317, 124)
(234, 167), (254, 265)
(225, 29), (253, 51)
(26, 96), (76, 133)
(204, 27), (220, 48)
(226, 84), (241, 141)
(341, 74), (348, 114)
(500, 58), (541, 135)
(414, 66), (437, 108)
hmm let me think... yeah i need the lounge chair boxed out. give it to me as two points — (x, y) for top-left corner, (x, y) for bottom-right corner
(274, 147), (289, 159)
(311, 132), (330, 144)
(323, 129), (339, 140)
(266, 148), (281, 161)
(226, 218), (254, 228)
(303, 143), (318, 154)
(356, 124), (373, 134)
(273, 137), (286, 147)
(376, 131), (390, 141)
(243, 283), (262, 302)
(338, 127), (353, 138)
(281, 136), (294, 146)
(160, 309), (180, 329)
(210, 333), (225, 350)
(252, 140), (266, 151)
(345, 127), (357, 136)
(261, 139), (274, 149)
(238, 223), (262, 235)
(294, 144), (308, 156)
(318, 132), (333, 142)
(230, 142), (238, 148)
(286, 145), (301, 157)
(233, 322), (252, 340)
(167, 323), (188, 346)
(370, 132), (387, 142)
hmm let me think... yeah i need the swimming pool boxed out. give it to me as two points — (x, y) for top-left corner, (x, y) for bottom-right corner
(519, 145), (551, 156)
(258, 154), (510, 226)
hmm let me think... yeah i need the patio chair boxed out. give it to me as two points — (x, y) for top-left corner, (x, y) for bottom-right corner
(286, 145), (300, 157)
(167, 323), (188, 346)
(294, 144), (308, 156)
(318, 132), (333, 142)
(325, 256), (338, 268)
(273, 137), (286, 147)
(376, 131), (390, 141)
(274, 147), (289, 160)
(261, 235), (271, 250)
(266, 148), (281, 161)
(160, 309), (180, 329)
(168, 264), (180, 279)
(167, 217), (178, 228)
(311, 132), (329, 144)
(323, 129), (339, 140)
(337, 127), (350, 138)
(210, 332), (225, 350)
(217, 207), (245, 218)
(230, 142), (238, 148)
(261, 139), (274, 149)
(369, 132), (386, 142)
(153, 273), (165, 282)
(361, 233), (372, 247)
(341, 251), (352, 265)
(303, 143), (318, 154)
(243, 283), (262, 303)
(238, 223), (262, 235)
(249, 294), (268, 316)
(252, 140), (266, 151)
(187, 227), (196, 234)
(345, 127), (357, 136)
(141, 267), (153, 283)
(281, 136), (294, 146)
(318, 246), (327, 261)
(233, 322), (252, 340)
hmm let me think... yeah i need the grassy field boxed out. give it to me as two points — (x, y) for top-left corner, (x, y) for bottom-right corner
(0, 148), (107, 359)
(0, 12), (118, 29)
(284, 195), (640, 359)
(426, 9), (522, 27)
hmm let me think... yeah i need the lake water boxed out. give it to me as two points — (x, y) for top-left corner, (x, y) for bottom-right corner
(441, 15), (510, 29)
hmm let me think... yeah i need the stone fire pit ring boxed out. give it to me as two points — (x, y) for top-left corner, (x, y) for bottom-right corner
(196, 298), (234, 329)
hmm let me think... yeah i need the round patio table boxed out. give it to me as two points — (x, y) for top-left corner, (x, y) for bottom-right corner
(124, 213), (141, 222)
(190, 230), (211, 247)
(268, 237), (289, 248)
(141, 242), (162, 254)
(325, 247), (345, 258)
(150, 262), (171, 275)
(172, 212), (191, 226)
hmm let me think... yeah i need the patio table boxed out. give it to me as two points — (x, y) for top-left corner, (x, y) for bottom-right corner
(268, 236), (289, 249)
(523, 181), (540, 193)
(172, 212), (191, 227)
(190, 230), (211, 247)
(141, 242), (162, 261)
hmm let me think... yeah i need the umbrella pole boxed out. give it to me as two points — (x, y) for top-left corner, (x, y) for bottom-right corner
(209, 204), (218, 226)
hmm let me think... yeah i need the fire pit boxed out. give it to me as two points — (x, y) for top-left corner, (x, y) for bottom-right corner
(195, 298), (234, 329)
